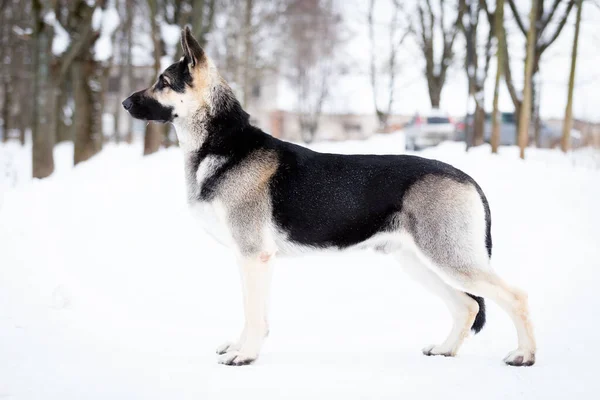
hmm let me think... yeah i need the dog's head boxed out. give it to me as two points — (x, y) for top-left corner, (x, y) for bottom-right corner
(122, 26), (216, 124)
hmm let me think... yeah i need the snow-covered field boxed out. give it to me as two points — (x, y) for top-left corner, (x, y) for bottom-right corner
(1, 135), (600, 399)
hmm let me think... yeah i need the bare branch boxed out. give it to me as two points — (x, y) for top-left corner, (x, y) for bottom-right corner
(540, 0), (563, 33)
(479, 0), (490, 16)
(439, 0), (448, 40)
(507, 0), (528, 35)
(368, 0), (379, 114)
(503, 35), (520, 109)
(482, 15), (494, 85)
(540, 0), (575, 52)
(58, 3), (97, 82)
(425, 0), (435, 45)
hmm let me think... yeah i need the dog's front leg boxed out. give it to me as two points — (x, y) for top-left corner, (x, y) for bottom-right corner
(217, 251), (273, 366)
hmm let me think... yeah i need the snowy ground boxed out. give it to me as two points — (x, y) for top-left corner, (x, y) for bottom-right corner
(1, 135), (600, 399)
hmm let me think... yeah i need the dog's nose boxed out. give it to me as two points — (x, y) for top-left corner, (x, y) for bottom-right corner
(122, 98), (133, 111)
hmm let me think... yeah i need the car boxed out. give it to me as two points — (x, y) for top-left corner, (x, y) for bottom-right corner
(404, 109), (456, 150)
(458, 112), (583, 148)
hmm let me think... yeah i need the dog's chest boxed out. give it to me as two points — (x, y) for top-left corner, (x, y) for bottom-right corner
(189, 200), (232, 247)
(187, 154), (233, 247)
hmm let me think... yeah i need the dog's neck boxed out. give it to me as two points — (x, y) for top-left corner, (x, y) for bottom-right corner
(173, 83), (250, 154)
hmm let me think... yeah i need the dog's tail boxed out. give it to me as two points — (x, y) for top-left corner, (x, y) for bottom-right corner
(466, 293), (486, 334)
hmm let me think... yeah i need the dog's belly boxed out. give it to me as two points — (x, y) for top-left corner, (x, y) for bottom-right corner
(273, 228), (404, 257)
(189, 200), (233, 247)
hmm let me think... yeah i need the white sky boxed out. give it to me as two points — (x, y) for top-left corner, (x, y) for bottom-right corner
(278, 0), (600, 122)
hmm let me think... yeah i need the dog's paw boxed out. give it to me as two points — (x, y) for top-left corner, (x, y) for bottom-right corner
(216, 341), (238, 355)
(218, 351), (257, 366)
(422, 344), (455, 357)
(504, 349), (535, 367)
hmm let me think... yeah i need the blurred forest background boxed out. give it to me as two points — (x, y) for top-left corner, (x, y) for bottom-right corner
(1, 0), (599, 179)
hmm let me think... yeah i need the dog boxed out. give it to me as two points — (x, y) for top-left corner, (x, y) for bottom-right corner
(123, 26), (536, 367)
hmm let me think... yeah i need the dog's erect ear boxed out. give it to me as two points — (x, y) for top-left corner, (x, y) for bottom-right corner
(181, 26), (205, 68)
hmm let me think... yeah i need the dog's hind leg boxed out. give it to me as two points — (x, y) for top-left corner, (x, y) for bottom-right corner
(440, 268), (537, 366)
(395, 249), (480, 357)
(401, 177), (536, 366)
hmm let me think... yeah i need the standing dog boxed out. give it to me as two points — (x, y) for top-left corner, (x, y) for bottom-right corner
(123, 27), (536, 367)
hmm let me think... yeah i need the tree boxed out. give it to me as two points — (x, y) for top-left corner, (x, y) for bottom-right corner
(209, 0), (285, 111)
(284, 0), (343, 143)
(1, 3), (10, 143)
(124, 0), (135, 144)
(31, 0), (55, 178)
(505, 0), (576, 145)
(144, 0), (167, 155)
(368, 0), (410, 130)
(490, 0), (505, 154)
(0, 0), (31, 145)
(517, 0), (538, 159)
(72, 0), (119, 165)
(459, 0), (495, 148)
(414, 0), (466, 108)
(561, 0), (583, 152)
(30, 0), (113, 177)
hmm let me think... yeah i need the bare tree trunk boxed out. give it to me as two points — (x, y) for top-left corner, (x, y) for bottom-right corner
(491, 0), (504, 154)
(532, 75), (541, 147)
(562, 0), (582, 152)
(368, 0), (382, 128)
(55, 87), (71, 143)
(144, 123), (164, 155)
(31, 0), (55, 178)
(428, 80), (442, 108)
(517, 0), (537, 160)
(73, 60), (102, 164)
(144, 0), (165, 155)
(368, 0), (407, 130)
(125, 0), (134, 144)
(18, 108), (26, 145)
(506, 0), (575, 149)
(114, 65), (122, 144)
(473, 103), (485, 146)
(417, 1), (466, 109)
(0, 1), (7, 143)
(1, 79), (9, 143)
(242, 0), (253, 108)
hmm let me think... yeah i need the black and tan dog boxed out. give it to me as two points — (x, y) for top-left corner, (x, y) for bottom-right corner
(123, 27), (536, 367)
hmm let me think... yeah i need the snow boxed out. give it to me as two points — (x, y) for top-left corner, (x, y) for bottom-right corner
(93, 5), (120, 62)
(1, 135), (600, 399)
(92, 7), (104, 31)
(44, 11), (70, 56)
(160, 23), (182, 70)
(161, 23), (181, 49)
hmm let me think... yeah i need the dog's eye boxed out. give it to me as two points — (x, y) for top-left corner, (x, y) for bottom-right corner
(158, 75), (170, 89)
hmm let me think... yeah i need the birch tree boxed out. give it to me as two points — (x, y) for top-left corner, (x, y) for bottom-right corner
(505, 0), (576, 146)
(517, 0), (538, 159)
(459, 0), (495, 147)
(490, 0), (505, 154)
(561, 0), (583, 152)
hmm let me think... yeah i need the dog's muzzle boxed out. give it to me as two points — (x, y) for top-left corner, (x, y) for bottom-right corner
(121, 90), (174, 123)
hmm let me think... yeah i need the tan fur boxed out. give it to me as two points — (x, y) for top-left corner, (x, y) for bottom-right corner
(219, 149), (279, 204)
